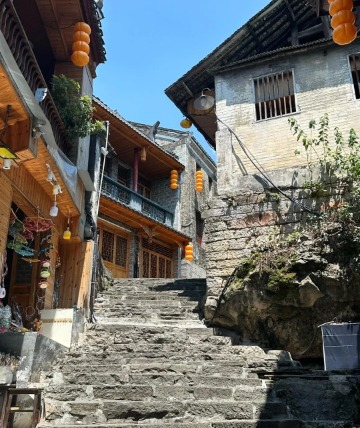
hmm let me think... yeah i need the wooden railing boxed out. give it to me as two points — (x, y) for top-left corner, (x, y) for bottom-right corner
(0, 0), (69, 153)
(102, 175), (174, 226)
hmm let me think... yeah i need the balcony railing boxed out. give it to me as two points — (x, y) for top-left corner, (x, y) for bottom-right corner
(101, 175), (174, 226)
(0, 0), (68, 153)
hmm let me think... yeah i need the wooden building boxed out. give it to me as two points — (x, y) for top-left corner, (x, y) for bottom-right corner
(93, 97), (191, 279)
(0, 0), (106, 330)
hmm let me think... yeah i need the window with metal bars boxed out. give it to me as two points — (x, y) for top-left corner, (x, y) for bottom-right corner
(254, 70), (297, 121)
(349, 54), (360, 99)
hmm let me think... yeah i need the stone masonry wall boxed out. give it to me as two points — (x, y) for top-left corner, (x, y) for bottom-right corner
(206, 40), (360, 305)
(203, 166), (340, 307)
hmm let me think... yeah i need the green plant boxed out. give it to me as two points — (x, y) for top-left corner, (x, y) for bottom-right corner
(51, 74), (104, 140)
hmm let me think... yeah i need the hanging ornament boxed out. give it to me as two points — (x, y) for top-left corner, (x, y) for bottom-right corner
(71, 22), (91, 67)
(170, 170), (178, 190)
(184, 243), (193, 261)
(328, 0), (357, 45)
(196, 170), (203, 192)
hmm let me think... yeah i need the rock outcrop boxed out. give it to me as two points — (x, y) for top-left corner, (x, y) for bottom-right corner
(206, 220), (360, 359)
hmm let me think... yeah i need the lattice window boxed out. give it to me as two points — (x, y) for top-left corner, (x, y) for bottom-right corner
(142, 239), (173, 258)
(254, 70), (296, 121)
(159, 257), (165, 278)
(166, 260), (172, 278)
(349, 54), (360, 99)
(138, 181), (151, 199)
(102, 230), (114, 262)
(150, 254), (157, 277)
(143, 251), (150, 277)
(115, 236), (127, 267)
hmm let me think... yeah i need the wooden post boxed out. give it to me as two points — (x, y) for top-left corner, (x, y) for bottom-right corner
(133, 149), (139, 192)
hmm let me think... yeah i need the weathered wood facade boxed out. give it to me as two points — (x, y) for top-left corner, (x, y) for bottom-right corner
(93, 97), (191, 279)
(0, 0), (105, 331)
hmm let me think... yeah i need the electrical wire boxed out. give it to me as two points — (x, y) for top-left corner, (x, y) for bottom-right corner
(216, 115), (321, 217)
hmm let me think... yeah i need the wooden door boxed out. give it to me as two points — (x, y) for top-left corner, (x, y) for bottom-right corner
(141, 239), (173, 278)
(8, 251), (38, 313)
(99, 227), (129, 278)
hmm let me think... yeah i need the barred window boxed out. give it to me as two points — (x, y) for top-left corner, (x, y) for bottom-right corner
(254, 70), (296, 121)
(349, 54), (360, 99)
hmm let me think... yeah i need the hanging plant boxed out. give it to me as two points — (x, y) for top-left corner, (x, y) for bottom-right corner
(51, 74), (104, 141)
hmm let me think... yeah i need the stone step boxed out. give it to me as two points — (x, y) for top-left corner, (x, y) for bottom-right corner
(94, 309), (202, 319)
(53, 361), (259, 378)
(55, 371), (262, 387)
(44, 383), (276, 402)
(43, 399), (288, 424)
(95, 296), (202, 306)
(86, 323), (213, 335)
(92, 318), (205, 328)
(36, 421), (354, 428)
(71, 343), (269, 357)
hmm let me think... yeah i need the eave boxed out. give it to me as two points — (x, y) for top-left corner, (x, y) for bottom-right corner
(93, 97), (185, 180)
(165, 0), (326, 149)
(34, 0), (106, 76)
(99, 195), (190, 247)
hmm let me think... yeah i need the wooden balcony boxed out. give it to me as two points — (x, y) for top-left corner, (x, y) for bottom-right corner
(0, 0), (68, 153)
(101, 176), (174, 227)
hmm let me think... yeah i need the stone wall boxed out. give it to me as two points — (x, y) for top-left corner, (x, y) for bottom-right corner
(204, 165), (336, 301)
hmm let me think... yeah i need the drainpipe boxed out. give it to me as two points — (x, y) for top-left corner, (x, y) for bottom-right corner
(96, 120), (110, 216)
(133, 149), (139, 192)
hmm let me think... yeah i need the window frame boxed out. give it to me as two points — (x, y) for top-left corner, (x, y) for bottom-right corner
(253, 69), (297, 122)
(348, 53), (360, 100)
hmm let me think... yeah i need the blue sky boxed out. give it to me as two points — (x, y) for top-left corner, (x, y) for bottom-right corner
(94, 1), (270, 160)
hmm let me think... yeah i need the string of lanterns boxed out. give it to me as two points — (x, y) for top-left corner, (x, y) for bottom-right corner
(328, 0), (357, 45)
(71, 22), (91, 67)
(185, 243), (193, 261)
(196, 170), (203, 192)
(170, 169), (178, 189)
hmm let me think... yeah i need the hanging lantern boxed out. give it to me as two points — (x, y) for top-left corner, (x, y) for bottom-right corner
(196, 170), (203, 192)
(74, 21), (91, 34)
(328, 0), (357, 45)
(71, 50), (90, 67)
(140, 147), (147, 162)
(73, 31), (90, 44)
(71, 22), (91, 67)
(185, 243), (193, 261)
(180, 118), (192, 129)
(170, 169), (178, 190)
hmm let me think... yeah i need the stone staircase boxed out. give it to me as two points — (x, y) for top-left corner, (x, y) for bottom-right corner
(37, 278), (359, 427)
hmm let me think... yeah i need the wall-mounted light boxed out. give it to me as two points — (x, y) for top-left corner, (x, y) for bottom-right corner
(46, 163), (56, 182)
(140, 147), (147, 162)
(0, 142), (17, 170)
(193, 88), (215, 111)
(63, 213), (71, 240)
(49, 195), (58, 217)
(53, 183), (62, 195)
(35, 87), (48, 103)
